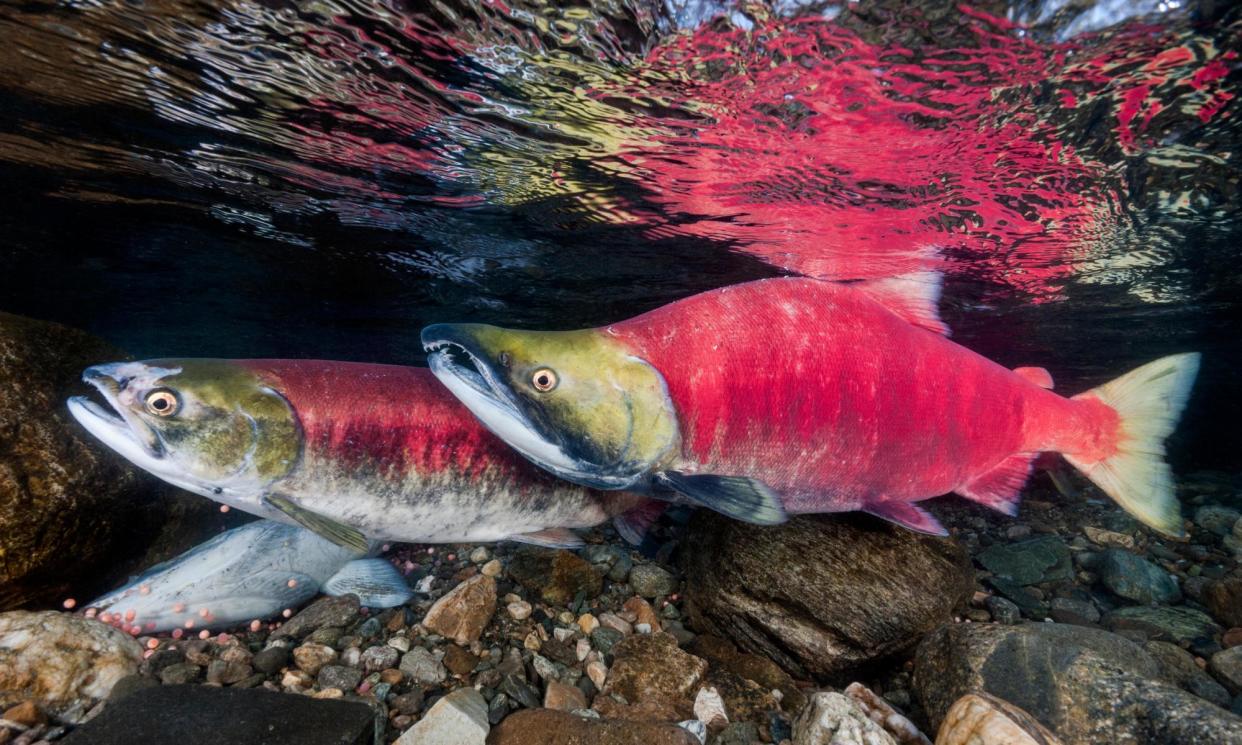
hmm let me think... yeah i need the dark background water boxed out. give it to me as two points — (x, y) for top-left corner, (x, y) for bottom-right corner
(1, 0), (1239, 470)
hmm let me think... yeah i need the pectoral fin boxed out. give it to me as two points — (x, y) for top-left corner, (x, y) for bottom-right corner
(613, 501), (667, 545)
(324, 559), (412, 608)
(264, 494), (369, 555)
(655, 471), (787, 526)
(509, 528), (585, 549)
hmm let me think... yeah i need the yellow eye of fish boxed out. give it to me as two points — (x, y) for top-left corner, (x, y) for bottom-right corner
(531, 368), (558, 392)
(144, 390), (179, 416)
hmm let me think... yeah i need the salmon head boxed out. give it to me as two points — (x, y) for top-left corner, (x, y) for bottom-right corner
(422, 323), (680, 490)
(67, 360), (301, 508)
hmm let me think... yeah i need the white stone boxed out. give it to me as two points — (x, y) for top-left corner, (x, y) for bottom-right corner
(678, 720), (707, 744)
(576, 638), (592, 662)
(793, 692), (898, 745)
(0, 611), (143, 723)
(507, 601), (533, 620)
(553, 627), (576, 643)
(694, 686), (728, 727)
(586, 660), (608, 689)
(394, 687), (488, 745)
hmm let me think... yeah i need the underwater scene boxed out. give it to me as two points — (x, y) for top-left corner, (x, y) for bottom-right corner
(1, 0), (1240, 742)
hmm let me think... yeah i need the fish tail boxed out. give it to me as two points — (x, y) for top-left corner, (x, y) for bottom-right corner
(1063, 352), (1200, 538)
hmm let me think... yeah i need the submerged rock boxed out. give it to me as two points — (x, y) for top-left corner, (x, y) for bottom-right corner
(422, 574), (496, 645)
(1097, 550), (1181, 604)
(682, 512), (973, 679)
(0, 611), (143, 723)
(488, 708), (700, 744)
(792, 691), (896, 745)
(934, 693), (1062, 745)
(393, 687), (487, 745)
(596, 632), (707, 721)
(914, 622), (1242, 743)
(0, 312), (228, 610)
(508, 549), (602, 606)
(1204, 577), (1242, 628)
(1103, 605), (1221, 643)
(976, 537), (1072, 586)
(1145, 641), (1231, 706)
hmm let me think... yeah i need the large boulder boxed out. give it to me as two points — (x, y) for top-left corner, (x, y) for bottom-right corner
(682, 512), (974, 679)
(0, 312), (231, 609)
(914, 621), (1242, 744)
(0, 611), (144, 723)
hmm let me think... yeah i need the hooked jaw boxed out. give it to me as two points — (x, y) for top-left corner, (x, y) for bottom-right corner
(69, 364), (167, 462)
(422, 324), (630, 488)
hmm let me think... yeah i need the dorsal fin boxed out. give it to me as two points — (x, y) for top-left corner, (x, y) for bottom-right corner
(1014, 366), (1054, 389)
(854, 271), (948, 336)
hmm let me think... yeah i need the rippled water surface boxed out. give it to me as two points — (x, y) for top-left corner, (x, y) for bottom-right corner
(1, 0), (1239, 467)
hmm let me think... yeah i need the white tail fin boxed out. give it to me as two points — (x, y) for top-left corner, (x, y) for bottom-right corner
(1064, 353), (1200, 537)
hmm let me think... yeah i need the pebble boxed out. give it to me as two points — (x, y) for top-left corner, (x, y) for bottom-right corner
(1083, 526), (1136, 549)
(1049, 597), (1100, 626)
(393, 687), (488, 745)
(599, 612), (633, 635)
(544, 679), (588, 711)
(206, 659), (252, 686)
(317, 664), (362, 692)
(585, 660), (608, 690)
(400, 647), (448, 685)
(251, 646), (290, 675)
(159, 662), (202, 685)
(481, 560), (503, 578)
(470, 547), (492, 564)
(387, 635), (412, 653)
(1210, 646), (1242, 692)
(361, 645), (399, 673)
(392, 690), (424, 716)
(985, 596), (1021, 625)
(1, 702), (46, 728)
(507, 601), (533, 620)
(1195, 505), (1241, 537)
(292, 643), (337, 677)
(629, 564), (678, 598)
(501, 674), (542, 710)
(1098, 549), (1182, 605)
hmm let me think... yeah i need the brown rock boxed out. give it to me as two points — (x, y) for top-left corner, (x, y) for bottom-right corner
(444, 644), (480, 677)
(597, 632), (707, 721)
(1, 700), (46, 727)
(488, 708), (700, 744)
(0, 313), (230, 610)
(689, 635), (805, 712)
(1224, 628), (1242, 649)
(623, 597), (661, 631)
(703, 668), (778, 725)
(683, 512), (973, 679)
(422, 574), (497, 645)
(544, 679), (588, 711)
(1204, 577), (1242, 628)
(935, 693), (1062, 745)
(508, 548), (602, 606)
(0, 611), (143, 723)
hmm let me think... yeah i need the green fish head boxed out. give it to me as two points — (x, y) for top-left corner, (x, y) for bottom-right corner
(423, 323), (679, 489)
(67, 359), (301, 503)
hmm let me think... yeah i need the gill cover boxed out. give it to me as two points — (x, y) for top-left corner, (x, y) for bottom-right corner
(423, 324), (680, 488)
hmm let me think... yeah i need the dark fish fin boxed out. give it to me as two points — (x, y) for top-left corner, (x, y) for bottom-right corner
(956, 452), (1036, 516)
(1013, 366), (1054, 389)
(264, 494), (369, 555)
(509, 528), (585, 549)
(324, 559), (412, 608)
(853, 269), (948, 336)
(613, 501), (667, 545)
(656, 471), (787, 525)
(864, 501), (947, 535)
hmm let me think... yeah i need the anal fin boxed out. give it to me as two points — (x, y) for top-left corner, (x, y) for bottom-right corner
(324, 558), (412, 608)
(265, 494), (369, 555)
(509, 528), (584, 549)
(655, 471), (787, 526)
(956, 452), (1037, 515)
(613, 501), (666, 546)
(863, 501), (947, 536)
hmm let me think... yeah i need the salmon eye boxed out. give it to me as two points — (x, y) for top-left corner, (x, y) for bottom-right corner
(144, 389), (179, 416)
(531, 368), (558, 392)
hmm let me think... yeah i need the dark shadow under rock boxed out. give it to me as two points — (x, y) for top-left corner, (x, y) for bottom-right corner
(681, 511), (974, 681)
(60, 684), (375, 745)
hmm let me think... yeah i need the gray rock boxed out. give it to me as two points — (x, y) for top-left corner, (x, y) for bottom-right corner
(159, 663), (202, 685)
(393, 688), (488, 745)
(391, 690), (424, 715)
(630, 564), (678, 598)
(1105, 605), (1221, 643)
(683, 512), (973, 679)
(360, 645), (399, 673)
(252, 646), (290, 674)
(792, 691), (896, 745)
(1145, 641), (1231, 706)
(501, 674), (541, 709)
(714, 721), (760, 745)
(591, 627), (625, 656)
(273, 595), (360, 639)
(59, 682), (374, 745)
(1049, 597), (1100, 626)
(399, 647), (447, 685)
(1211, 647), (1242, 694)
(206, 659), (252, 686)
(107, 674), (158, 703)
(1098, 550), (1181, 605)
(985, 596), (1022, 624)
(317, 665), (362, 692)
(976, 536), (1073, 586)
(1195, 505), (1242, 536)
(914, 621), (1242, 744)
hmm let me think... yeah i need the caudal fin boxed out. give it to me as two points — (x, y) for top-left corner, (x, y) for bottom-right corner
(1064, 353), (1200, 538)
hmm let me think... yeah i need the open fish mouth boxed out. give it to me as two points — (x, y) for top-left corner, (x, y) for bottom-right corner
(67, 365), (166, 462)
(422, 325), (615, 485)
